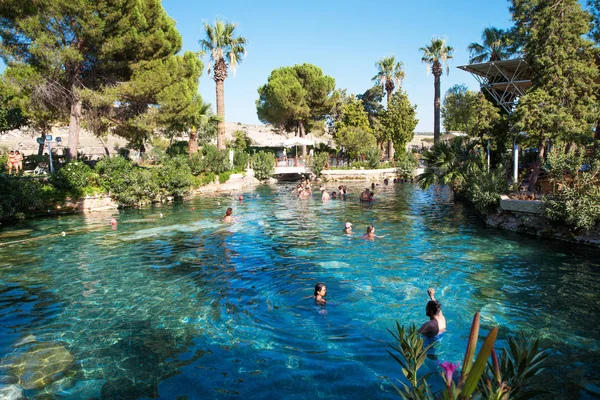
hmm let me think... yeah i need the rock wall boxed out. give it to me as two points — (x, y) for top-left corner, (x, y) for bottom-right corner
(64, 195), (119, 213)
(486, 209), (600, 247)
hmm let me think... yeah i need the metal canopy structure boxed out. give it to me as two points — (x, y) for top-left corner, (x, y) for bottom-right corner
(457, 59), (532, 114)
(458, 58), (533, 183)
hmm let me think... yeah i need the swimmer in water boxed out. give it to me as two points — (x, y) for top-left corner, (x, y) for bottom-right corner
(418, 287), (446, 337)
(314, 282), (327, 304)
(110, 218), (118, 230)
(343, 222), (353, 234)
(363, 225), (386, 240)
(360, 188), (371, 202)
(223, 207), (233, 222)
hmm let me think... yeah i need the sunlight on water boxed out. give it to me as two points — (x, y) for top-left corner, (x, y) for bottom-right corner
(0, 182), (599, 399)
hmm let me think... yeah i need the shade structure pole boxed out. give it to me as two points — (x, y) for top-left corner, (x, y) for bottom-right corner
(487, 140), (490, 172)
(513, 141), (519, 184)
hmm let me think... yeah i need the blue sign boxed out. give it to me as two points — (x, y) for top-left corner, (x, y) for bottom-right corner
(45, 135), (53, 141)
(36, 138), (44, 145)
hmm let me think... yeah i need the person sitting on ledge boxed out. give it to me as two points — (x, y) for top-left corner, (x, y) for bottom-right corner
(418, 287), (446, 337)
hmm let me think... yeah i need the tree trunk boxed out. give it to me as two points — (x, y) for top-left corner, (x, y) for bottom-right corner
(299, 120), (307, 156)
(37, 131), (46, 156)
(215, 79), (226, 150)
(67, 95), (82, 160)
(386, 88), (395, 162)
(188, 129), (198, 155)
(433, 72), (441, 144)
(527, 138), (546, 192)
(98, 136), (110, 156)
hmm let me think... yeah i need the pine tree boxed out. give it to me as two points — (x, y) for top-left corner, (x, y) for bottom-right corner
(0, 0), (181, 159)
(511, 0), (599, 190)
(379, 90), (419, 154)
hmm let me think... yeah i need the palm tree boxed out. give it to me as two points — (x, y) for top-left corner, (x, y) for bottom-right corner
(200, 19), (247, 150)
(420, 38), (454, 144)
(468, 27), (517, 64)
(417, 136), (481, 191)
(187, 96), (221, 155)
(372, 56), (405, 161)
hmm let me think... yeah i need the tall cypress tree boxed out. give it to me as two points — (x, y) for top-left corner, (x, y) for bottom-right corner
(0, 0), (182, 159)
(511, 0), (599, 190)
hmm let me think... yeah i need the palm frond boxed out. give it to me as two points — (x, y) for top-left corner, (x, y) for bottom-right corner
(199, 19), (247, 77)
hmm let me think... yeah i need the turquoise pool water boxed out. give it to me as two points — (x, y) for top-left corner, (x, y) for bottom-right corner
(0, 182), (599, 399)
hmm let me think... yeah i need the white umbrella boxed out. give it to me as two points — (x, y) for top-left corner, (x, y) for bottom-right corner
(282, 136), (315, 160)
(282, 137), (314, 147)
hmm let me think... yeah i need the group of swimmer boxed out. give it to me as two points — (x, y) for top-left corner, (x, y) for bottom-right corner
(342, 222), (386, 240)
(216, 181), (445, 335)
(6, 150), (24, 174)
(293, 177), (349, 201)
(314, 284), (446, 337)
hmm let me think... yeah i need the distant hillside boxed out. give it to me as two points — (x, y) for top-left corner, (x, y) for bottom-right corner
(0, 122), (428, 155)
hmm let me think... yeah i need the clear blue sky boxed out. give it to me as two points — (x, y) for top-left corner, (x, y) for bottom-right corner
(0, 1), (515, 132)
(162, 0), (514, 132)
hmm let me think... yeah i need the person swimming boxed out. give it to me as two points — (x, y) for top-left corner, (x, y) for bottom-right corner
(418, 287), (446, 337)
(223, 207), (233, 222)
(343, 222), (353, 234)
(363, 225), (386, 240)
(360, 188), (371, 202)
(314, 282), (327, 304)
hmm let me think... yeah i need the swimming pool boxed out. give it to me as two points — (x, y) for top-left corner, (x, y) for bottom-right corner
(0, 182), (599, 399)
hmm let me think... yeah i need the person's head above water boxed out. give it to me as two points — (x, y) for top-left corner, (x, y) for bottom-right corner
(366, 225), (375, 234)
(225, 208), (233, 216)
(345, 222), (352, 230)
(314, 282), (327, 297)
(426, 300), (442, 317)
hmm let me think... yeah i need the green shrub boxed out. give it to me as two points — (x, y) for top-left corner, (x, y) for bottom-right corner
(233, 149), (249, 170)
(117, 148), (130, 159)
(462, 165), (509, 216)
(367, 148), (380, 169)
(51, 161), (97, 196)
(0, 153), (7, 174)
(187, 153), (204, 176)
(96, 156), (159, 206)
(231, 130), (252, 150)
(112, 167), (159, 206)
(543, 145), (600, 232)
(350, 160), (368, 169)
(202, 144), (230, 174)
(0, 175), (47, 219)
(395, 151), (418, 179)
(166, 140), (188, 157)
(250, 151), (275, 181)
(156, 156), (194, 198)
(198, 172), (216, 186)
(219, 170), (234, 184)
(312, 152), (329, 178)
(96, 156), (133, 193)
